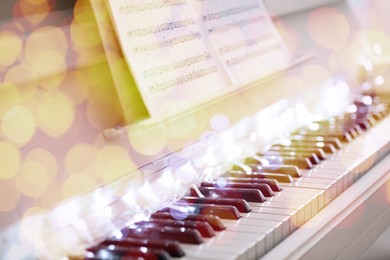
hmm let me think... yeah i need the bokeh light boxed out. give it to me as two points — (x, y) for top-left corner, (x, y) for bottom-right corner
(0, 31), (23, 67)
(0, 179), (21, 212)
(31, 51), (66, 90)
(62, 174), (97, 199)
(18, 0), (50, 26)
(308, 7), (350, 50)
(26, 148), (58, 182)
(1, 105), (36, 146)
(0, 83), (21, 118)
(3, 64), (38, 101)
(128, 124), (167, 156)
(103, 158), (136, 184)
(65, 143), (98, 174)
(24, 26), (68, 66)
(36, 91), (75, 137)
(0, 141), (21, 180)
(15, 160), (49, 198)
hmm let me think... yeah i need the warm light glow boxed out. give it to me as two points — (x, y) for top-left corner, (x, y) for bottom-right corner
(62, 174), (97, 199)
(36, 92), (75, 137)
(3, 64), (38, 101)
(0, 141), (21, 180)
(31, 51), (67, 89)
(19, 0), (50, 25)
(65, 143), (98, 175)
(16, 161), (49, 198)
(308, 8), (350, 50)
(24, 26), (68, 66)
(1, 105), (36, 146)
(26, 148), (58, 182)
(0, 179), (21, 212)
(0, 83), (21, 118)
(0, 31), (23, 67)
(128, 124), (167, 156)
(103, 158), (136, 184)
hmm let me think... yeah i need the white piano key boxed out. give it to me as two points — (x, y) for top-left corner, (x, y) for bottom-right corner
(221, 218), (283, 250)
(242, 212), (290, 240)
(181, 231), (264, 260)
(243, 207), (298, 233)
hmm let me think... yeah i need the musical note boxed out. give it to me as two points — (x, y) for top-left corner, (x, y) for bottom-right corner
(143, 52), (211, 78)
(119, 0), (188, 14)
(133, 32), (202, 53)
(127, 19), (196, 38)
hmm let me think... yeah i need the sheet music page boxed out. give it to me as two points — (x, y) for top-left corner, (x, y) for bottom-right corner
(106, 0), (231, 116)
(194, 0), (292, 83)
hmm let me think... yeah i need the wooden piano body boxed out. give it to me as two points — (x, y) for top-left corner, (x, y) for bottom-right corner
(0, 0), (389, 259)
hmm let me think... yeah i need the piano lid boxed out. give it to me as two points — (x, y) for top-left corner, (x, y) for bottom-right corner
(0, 0), (390, 259)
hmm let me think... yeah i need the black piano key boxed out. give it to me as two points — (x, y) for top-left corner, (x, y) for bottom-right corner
(150, 212), (226, 231)
(223, 177), (282, 192)
(190, 187), (266, 203)
(121, 226), (204, 244)
(87, 245), (170, 260)
(179, 196), (252, 213)
(200, 182), (274, 197)
(225, 170), (293, 183)
(236, 162), (301, 177)
(161, 204), (241, 220)
(135, 220), (215, 238)
(100, 238), (185, 257)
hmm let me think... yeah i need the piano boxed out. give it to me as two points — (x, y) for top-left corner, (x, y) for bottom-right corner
(0, 0), (390, 259)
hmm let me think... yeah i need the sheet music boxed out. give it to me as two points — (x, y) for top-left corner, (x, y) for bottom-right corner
(106, 0), (231, 116)
(194, 0), (291, 83)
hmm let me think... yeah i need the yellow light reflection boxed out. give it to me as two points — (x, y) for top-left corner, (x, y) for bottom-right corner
(0, 83), (21, 119)
(0, 180), (21, 212)
(3, 64), (38, 101)
(36, 92), (75, 137)
(0, 31), (23, 67)
(19, 0), (50, 26)
(16, 161), (49, 198)
(128, 124), (167, 156)
(65, 143), (98, 174)
(103, 159), (136, 184)
(96, 145), (130, 166)
(34, 180), (63, 208)
(31, 51), (66, 90)
(308, 8), (350, 50)
(1, 106), (36, 146)
(24, 26), (68, 66)
(26, 148), (58, 181)
(62, 174), (97, 199)
(0, 141), (21, 180)
(58, 71), (87, 105)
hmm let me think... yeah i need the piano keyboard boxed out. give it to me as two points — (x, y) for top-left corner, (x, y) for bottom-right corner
(70, 96), (390, 260)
